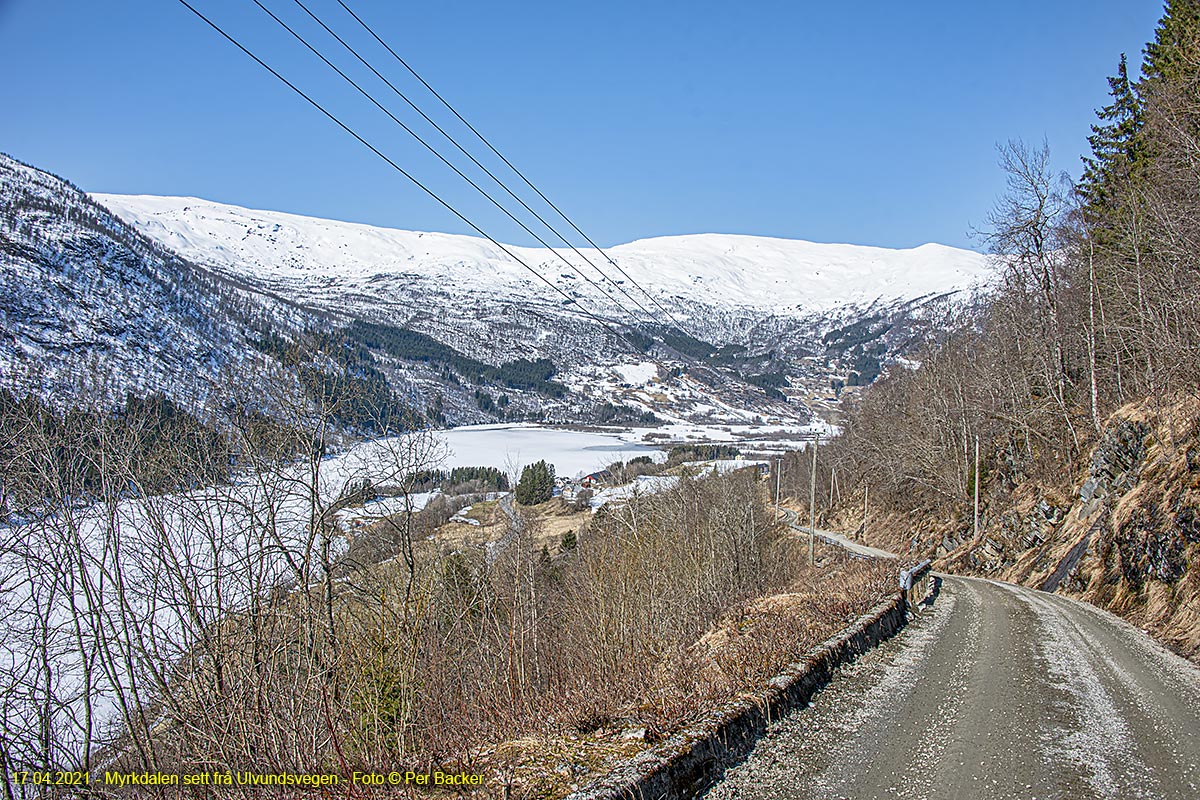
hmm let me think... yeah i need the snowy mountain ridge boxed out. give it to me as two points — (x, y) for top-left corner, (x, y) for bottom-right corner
(93, 193), (992, 318)
(0, 155), (312, 410)
(0, 151), (993, 431)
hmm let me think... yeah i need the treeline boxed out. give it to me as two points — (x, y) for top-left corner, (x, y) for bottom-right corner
(668, 443), (741, 462)
(595, 400), (659, 425)
(404, 465), (510, 493)
(821, 318), (892, 385)
(814, 3), (1200, 512)
(623, 325), (786, 389)
(514, 459), (555, 504)
(661, 330), (748, 367)
(0, 389), (229, 512)
(747, 372), (788, 400)
(627, 325), (748, 366)
(348, 319), (567, 397)
(253, 329), (428, 432)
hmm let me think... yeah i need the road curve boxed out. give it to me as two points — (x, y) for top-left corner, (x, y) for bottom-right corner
(703, 576), (1200, 800)
(778, 508), (897, 560)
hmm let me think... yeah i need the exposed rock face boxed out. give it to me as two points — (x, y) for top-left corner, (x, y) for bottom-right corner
(929, 396), (1200, 663)
(1079, 419), (1150, 509)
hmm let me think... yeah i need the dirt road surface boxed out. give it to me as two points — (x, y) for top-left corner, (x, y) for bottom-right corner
(704, 576), (1200, 800)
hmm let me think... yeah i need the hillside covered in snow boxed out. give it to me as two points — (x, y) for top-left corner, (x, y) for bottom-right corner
(94, 193), (990, 319)
(0, 155), (309, 409)
(0, 152), (995, 432)
(93, 193), (994, 414)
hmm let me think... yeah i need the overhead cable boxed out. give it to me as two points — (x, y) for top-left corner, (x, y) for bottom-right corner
(332, 0), (698, 339)
(176, 0), (684, 378)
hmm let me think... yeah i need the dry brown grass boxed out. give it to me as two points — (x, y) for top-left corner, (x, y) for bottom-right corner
(467, 556), (892, 799)
(428, 498), (589, 554)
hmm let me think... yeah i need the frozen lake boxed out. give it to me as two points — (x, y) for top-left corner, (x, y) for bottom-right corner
(434, 423), (665, 478)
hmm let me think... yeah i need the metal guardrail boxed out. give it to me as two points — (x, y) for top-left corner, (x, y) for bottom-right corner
(899, 559), (933, 612)
(814, 532), (845, 548)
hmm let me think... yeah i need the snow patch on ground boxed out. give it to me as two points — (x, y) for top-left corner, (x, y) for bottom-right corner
(591, 475), (681, 508)
(613, 362), (659, 386)
(333, 492), (438, 530)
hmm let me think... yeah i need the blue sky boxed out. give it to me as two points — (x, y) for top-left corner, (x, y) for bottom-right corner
(0, 1), (1166, 251)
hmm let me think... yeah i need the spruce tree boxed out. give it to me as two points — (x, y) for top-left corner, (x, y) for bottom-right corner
(1142, 0), (1200, 84)
(515, 460), (555, 505)
(1080, 54), (1145, 217)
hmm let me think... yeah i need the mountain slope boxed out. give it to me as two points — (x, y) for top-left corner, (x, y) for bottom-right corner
(91, 194), (994, 416)
(0, 154), (993, 430)
(0, 155), (310, 409)
(93, 194), (991, 320)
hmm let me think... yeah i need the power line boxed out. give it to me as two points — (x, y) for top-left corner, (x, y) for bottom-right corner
(285, 0), (661, 325)
(294, 0), (763, 397)
(174, 0), (684, 384)
(178, 0), (793, 420)
(249, 0), (654, 328)
(247, 0), (758, 399)
(331, 0), (697, 339)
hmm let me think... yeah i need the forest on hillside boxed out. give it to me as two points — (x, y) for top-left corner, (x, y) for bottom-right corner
(786, 1), (1200, 660)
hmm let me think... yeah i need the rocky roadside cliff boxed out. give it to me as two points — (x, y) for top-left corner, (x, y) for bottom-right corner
(946, 396), (1200, 661)
(832, 395), (1200, 664)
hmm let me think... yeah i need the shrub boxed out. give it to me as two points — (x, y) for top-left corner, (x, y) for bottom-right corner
(570, 488), (593, 512)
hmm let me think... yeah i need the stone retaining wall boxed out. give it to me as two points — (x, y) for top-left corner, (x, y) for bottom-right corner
(562, 593), (909, 800)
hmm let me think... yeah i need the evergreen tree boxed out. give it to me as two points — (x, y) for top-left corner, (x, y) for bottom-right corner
(1142, 0), (1200, 84)
(1079, 54), (1145, 217)
(515, 459), (555, 505)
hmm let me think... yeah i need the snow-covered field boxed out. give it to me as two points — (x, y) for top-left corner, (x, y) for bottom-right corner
(430, 421), (824, 471)
(612, 362), (660, 385)
(590, 459), (770, 509)
(562, 362), (821, 432)
(332, 491), (438, 530)
(646, 419), (836, 445)
(591, 475), (682, 507)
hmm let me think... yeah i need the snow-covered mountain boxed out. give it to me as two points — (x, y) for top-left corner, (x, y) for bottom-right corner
(94, 194), (989, 320)
(92, 194), (992, 398)
(0, 152), (995, 431)
(0, 155), (314, 409)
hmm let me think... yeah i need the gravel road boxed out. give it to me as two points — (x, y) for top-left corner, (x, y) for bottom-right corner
(703, 575), (1200, 800)
(779, 508), (897, 560)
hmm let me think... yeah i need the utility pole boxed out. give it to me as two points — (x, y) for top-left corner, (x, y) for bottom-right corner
(863, 482), (868, 542)
(973, 434), (981, 539)
(774, 457), (782, 521)
(809, 433), (818, 566)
